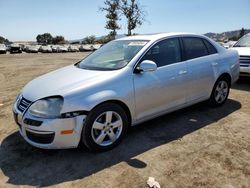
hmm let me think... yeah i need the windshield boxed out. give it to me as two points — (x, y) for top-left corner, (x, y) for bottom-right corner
(234, 35), (250, 47)
(77, 40), (148, 70)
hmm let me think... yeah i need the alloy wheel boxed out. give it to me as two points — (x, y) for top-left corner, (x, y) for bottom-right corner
(214, 80), (229, 104)
(91, 111), (123, 146)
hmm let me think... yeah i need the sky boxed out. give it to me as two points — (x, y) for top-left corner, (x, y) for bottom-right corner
(0, 0), (249, 41)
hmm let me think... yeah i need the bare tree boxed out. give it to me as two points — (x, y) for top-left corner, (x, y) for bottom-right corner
(101, 0), (120, 39)
(120, 0), (145, 36)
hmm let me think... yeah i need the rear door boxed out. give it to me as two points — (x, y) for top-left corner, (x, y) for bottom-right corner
(182, 37), (218, 102)
(133, 37), (188, 121)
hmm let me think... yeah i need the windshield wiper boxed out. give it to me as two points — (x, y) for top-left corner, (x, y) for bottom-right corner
(74, 61), (81, 67)
(234, 45), (248, 47)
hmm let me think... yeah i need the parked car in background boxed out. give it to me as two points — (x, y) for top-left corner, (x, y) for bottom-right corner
(231, 33), (250, 76)
(5, 44), (10, 52)
(13, 33), (239, 151)
(25, 45), (39, 53)
(10, 44), (22, 53)
(57, 45), (68, 53)
(92, 44), (102, 50)
(0, 44), (7, 54)
(79, 44), (94, 52)
(68, 45), (79, 52)
(223, 41), (237, 49)
(19, 44), (26, 52)
(39, 45), (52, 53)
(51, 45), (58, 53)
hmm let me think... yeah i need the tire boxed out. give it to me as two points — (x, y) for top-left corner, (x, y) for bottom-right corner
(209, 77), (230, 107)
(81, 103), (128, 152)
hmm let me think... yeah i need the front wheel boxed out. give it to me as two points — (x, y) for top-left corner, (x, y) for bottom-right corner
(209, 77), (230, 107)
(81, 103), (128, 152)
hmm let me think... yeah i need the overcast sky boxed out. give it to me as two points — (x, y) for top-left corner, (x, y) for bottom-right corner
(0, 0), (250, 41)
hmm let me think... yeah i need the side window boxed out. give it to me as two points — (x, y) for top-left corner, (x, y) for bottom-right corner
(141, 38), (181, 67)
(203, 39), (218, 54)
(183, 37), (209, 60)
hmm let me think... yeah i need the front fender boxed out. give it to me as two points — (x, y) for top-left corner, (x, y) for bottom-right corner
(61, 89), (135, 121)
(60, 67), (135, 121)
(82, 90), (121, 110)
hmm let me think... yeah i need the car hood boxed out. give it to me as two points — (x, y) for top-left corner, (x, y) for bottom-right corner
(231, 47), (250, 56)
(22, 65), (114, 101)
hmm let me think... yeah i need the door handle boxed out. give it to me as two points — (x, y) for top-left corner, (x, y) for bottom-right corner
(211, 62), (218, 66)
(178, 70), (187, 75)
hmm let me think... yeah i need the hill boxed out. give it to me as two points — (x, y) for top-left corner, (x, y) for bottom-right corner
(204, 29), (250, 41)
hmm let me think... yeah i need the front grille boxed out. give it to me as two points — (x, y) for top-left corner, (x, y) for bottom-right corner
(17, 97), (32, 113)
(240, 56), (250, 65)
(26, 130), (55, 144)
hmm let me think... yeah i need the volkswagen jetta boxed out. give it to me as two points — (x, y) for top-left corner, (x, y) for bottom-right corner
(13, 33), (239, 151)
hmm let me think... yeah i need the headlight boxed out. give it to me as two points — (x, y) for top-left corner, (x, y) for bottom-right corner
(15, 93), (21, 101)
(28, 97), (63, 118)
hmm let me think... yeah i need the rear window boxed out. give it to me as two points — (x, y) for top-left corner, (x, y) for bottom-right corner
(183, 37), (209, 60)
(203, 39), (218, 54)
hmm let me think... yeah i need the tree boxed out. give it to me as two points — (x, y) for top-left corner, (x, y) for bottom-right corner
(0, 36), (9, 44)
(96, 34), (113, 44)
(101, 0), (120, 39)
(229, 36), (238, 41)
(239, 28), (245, 38)
(0, 36), (4, 43)
(36, 33), (53, 44)
(52, 36), (66, 44)
(82, 35), (96, 44)
(120, 0), (145, 36)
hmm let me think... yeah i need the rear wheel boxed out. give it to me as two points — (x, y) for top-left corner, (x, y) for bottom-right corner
(81, 103), (128, 152)
(209, 77), (230, 107)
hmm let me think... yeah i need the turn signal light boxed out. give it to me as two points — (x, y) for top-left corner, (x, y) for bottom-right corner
(61, 130), (74, 135)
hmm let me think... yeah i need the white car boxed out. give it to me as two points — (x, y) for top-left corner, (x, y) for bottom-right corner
(0, 44), (7, 54)
(79, 44), (94, 52)
(223, 41), (237, 49)
(68, 45), (79, 52)
(231, 33), (250, 76)
(57, 46), (68, 53)
(51, 45), (59, 53)
(13, 33), (239, 151)
(92, 44), (102, 50)
(39, 45), (52, 53)
(25, 45), (39, 53)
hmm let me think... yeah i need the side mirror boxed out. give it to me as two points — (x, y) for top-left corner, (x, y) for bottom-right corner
(136, 60), (157, 73)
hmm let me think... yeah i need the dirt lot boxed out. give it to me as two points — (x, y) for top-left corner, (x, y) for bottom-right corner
(0, 53), (249, 188)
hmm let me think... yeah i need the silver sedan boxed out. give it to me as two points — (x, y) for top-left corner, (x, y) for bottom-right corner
(13, 33), (239, 151)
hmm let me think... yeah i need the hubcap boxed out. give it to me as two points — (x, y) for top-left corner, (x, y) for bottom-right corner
(91, 111), (123, 146)
(214, 80), (228, 103)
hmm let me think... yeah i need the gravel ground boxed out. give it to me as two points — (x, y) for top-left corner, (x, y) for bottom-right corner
(0, 53), (249, 188)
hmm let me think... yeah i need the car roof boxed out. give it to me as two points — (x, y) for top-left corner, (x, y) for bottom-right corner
(117, 32), (206, 41)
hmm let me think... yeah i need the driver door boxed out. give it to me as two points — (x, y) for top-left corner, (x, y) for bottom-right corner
(133, 37), (188, 121)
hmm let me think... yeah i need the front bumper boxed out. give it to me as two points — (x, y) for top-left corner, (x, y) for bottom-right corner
(13, 101), (86, 149)
(240, 65), (250, 76)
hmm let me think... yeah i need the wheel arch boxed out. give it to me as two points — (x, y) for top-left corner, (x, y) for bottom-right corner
(92, 100), (132, 126)
(217, 72), (232, 87)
